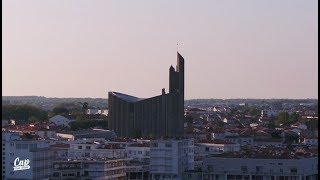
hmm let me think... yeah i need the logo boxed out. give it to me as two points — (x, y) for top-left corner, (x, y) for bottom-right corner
(13, 157), (30, 171)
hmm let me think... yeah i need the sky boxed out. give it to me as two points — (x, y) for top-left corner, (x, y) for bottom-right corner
(2, 0), (318, 99)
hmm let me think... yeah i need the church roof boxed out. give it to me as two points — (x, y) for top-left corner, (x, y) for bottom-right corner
(110, 92), (144, 102)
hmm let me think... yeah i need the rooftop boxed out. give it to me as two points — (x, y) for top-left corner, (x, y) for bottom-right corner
(110, 92), (144, 102)
(209, 146), (318, 159)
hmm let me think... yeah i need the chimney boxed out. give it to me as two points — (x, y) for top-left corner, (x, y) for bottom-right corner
(162, 88), (165, 95)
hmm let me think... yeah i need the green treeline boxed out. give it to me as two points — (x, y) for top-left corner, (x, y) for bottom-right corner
(2, 105), (48, 122)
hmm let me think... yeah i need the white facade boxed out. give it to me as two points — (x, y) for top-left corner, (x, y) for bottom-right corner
(49, 115), (75, 127)
(52, 158), (126, 180)
(68, 142), (126, 159)
(150, 138), (194, 180)
(196, 142), (240, 155)
(86, 109), (99, 114)
(86, 109), (108, 116)
(225, 137), (254, 146)
(126, 144), (150, 161)
(211, 133), (225, 140)
(2, 132), (53, 180)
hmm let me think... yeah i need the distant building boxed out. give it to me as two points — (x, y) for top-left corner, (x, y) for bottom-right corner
(149, 138), (194, 180)
(49, 115), (75, 127)
(86, 109), (108, 116)
(56, 128), (116, 141)
(108, 52), (185, 137)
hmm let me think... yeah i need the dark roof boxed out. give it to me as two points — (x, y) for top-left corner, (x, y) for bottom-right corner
(110, 92), (144, 102)
(128, 143), (150, 147)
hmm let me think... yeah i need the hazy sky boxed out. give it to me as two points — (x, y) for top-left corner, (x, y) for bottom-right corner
(2, 0), (318, 99)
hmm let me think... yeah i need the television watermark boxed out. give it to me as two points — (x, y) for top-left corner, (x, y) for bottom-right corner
(13, 157), (30, 171)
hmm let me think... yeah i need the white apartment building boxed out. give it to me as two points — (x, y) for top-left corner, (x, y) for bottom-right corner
(126, 143), (150, 161)
(2, 132), (53, 180)
(202, 156), (318, 180)
(52, 158), (126, 180)
(68, 141), (126, 159)
(194, 141), (240, 171)
(195, 141), (240, 156)
(150, 138), (194, 180)
(126, 143), (150, 180)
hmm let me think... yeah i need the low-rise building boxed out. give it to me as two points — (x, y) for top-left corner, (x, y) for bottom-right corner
(49, 115), (75, 127)
(56, 128), (116, 141)
(202, 148), (318, 180)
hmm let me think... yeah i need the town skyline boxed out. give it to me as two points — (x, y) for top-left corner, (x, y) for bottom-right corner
(3, 0), (318, 99)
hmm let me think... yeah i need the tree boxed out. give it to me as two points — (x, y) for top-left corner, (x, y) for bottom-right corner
(28, 116), (39, 123)
(2, 105), (48, 122)
(69, 120), (108, 131)
(289, 113), (299, 123)
(131, 129), (142, 138)
(248, 107), (261, 117)
(276, 112), (298, 126)
(215, 121), (225, 128)
(305, 118), (318, 131)
(76, 114), (87, 121)
(78, 102), (89, 115)
(52, 107), (69, 116)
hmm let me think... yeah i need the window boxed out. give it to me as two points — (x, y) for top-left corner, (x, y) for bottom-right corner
(279, 168), (283, 173)
(165, 143), (172, 148)
(241, 166), (248, 172)
(290, 168), (297, 174)
(78, 146), (82, 149)
(138, 151), (142, 154)
(278, 163), (283, 165)
(86, 146), (91, 150)
(207, 165), (213, 171)
(17, 144), (28, 149)
(16, 144), (21, 149)
(152, 143), (158, 147)
(256, 166), (263, 173)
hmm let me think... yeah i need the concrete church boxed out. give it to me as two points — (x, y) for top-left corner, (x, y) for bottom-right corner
(108, 52), (185, 137)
